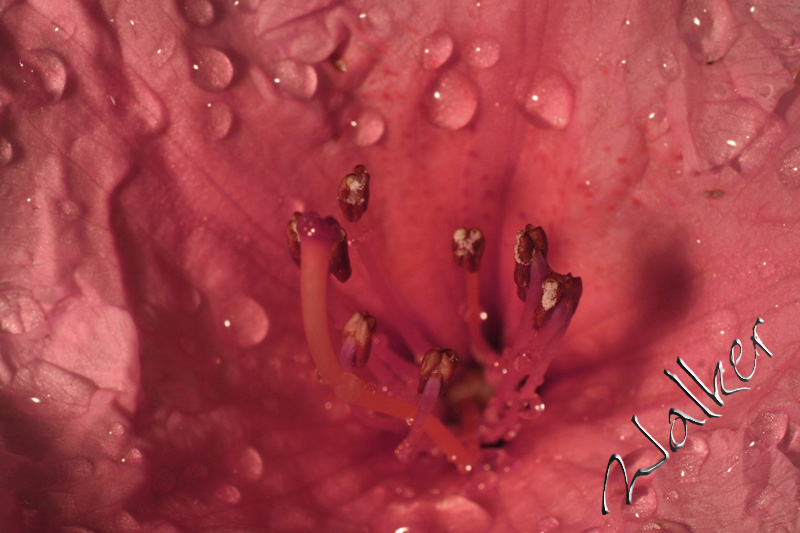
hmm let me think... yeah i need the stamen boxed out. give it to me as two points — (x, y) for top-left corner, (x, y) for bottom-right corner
(337, 164), (371, 222)
(453, 227), (494, 360)
(514, 225), (548, 302)
(397, 349), (458, 462)
(291, 211), (478, 470)
(340, 311), (376, 368)
(512, 271), (582, 385)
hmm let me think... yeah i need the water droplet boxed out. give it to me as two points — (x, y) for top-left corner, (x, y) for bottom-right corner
(205, 101), (234, 139)
(359, 5), (393, 38)
(366, 382), (378, 394)
(151, 35), (177, 67)
(314, 369), (328, 384)
(690, 100), (765, 166)
(678, 0), (738, 63)
(182, 0), (215, 27)
(214, 484), (241, 504)
(778, 146), (800, 189)
(534, 516), (560, 532)
(215, 294), (269, 348)
(644, 107), (669, 141)
(233, 446), (264, 481)
(513, 352), (533, 373)
(745, 411), (788, 449)
(703, 308), (739, 342)
(0, 285), (45, 334)
(465, 37), (501, 68)
(517, 393), (545, 421)
(418, 31), (454, 69)
(18, 49), (67, 104)
(344, 106), (385, 146)
(671, 436), (709, 482)
(12, 360), (97, 417)
(623, 485), (657, 520)
(516, 72), (573, 130)
(423, 70), (478, 130)
(0, 137), (13, 166)
(268, 59), (318, 100)
(334, 372), (363, 402)
(236, 0), (260, 11)
(658, 48), (680, 81)
(190, 47), (234, 92)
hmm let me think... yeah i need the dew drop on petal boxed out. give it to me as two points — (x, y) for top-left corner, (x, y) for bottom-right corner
(690, 100), (764, 166)
(658, 48), (680, 80)
(778, 146), (800, 189)
(19, 49), (67, 104)
(534, 516), (560, 532)
(465, 37), (501, 68)
(182, 0), (215, 27)
(0, 137), (13, 166)
(623, 485), (658, 520)
(215, 294), (269, 348)
(345, 106), (385, 146)
(268, 59), (318, 100)
(516, 72), (573, 130)
(423, 70), (478, 130)
(418, 31), (454, 70)
(358, 5), (393, 38)
(214, 484), (241, 505)
(151, 35), (177, 67)
(205, 101), (234, 139)
(678, 0), (738, 63)
(233, 446), (264, 481)
(190, 47), (234, 92)
(236, 0), (260, 11)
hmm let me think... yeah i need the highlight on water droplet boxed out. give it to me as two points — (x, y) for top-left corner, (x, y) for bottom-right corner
(182, 0), (215, 27)
(465, 37), (501, 68)
(418, 31), (454, 70)
(515, 71), (573, 130)
(214, 294), (269, 348)
(190, 47), (234, 92)
(778, 146), (800, 189)
(205, 101), (234, 139)
(268, 59), (318, 100)
(422, 70), (478, 130)
(343, 106), (385, 146)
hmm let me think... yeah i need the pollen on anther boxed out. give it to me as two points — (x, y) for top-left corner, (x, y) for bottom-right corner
(453, 227), (485, 272)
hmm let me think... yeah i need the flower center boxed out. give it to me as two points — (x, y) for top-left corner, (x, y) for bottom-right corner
(286, 165), (583, 472)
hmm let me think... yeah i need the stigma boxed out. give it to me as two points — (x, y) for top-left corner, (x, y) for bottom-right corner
(286, 164), (583, 471)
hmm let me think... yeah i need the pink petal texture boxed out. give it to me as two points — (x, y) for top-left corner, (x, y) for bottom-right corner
(0, 0), (799, 531)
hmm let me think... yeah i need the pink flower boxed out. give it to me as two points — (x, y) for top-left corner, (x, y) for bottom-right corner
(0, 0), (798, 531)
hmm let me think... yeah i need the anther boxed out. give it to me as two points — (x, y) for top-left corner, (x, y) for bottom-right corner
(397, 348), (460, 462)
(514, 225), (548, 302)
(452, 227), (485, 273)
(340, 311), (377, 368)
(418, 348), (459, 395)
(337, 164), (371, 222)
(534, 272), (583, 332)
(286, 211), (302, 266)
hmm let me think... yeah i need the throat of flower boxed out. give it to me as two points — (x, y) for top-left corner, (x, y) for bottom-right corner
(294, 210), (479, 472)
